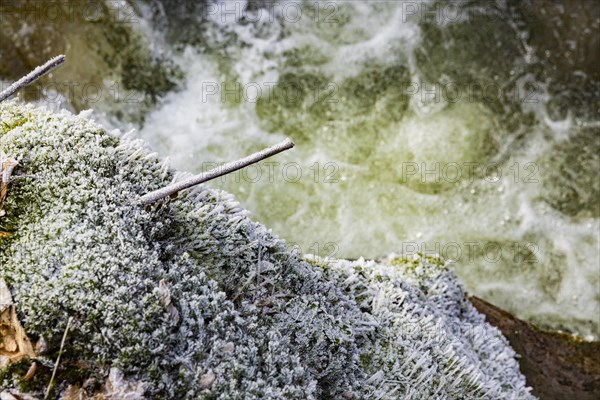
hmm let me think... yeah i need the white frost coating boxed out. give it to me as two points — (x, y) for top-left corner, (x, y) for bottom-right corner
(0, 102), (535, 399)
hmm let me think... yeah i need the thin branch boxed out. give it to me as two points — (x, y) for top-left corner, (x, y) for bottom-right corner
(139, 138), (295, 205)
(44, 316), (73, 400)
(0, 55), (66, 103)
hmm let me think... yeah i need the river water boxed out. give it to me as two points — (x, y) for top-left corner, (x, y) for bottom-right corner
(1, 0), (599, 339)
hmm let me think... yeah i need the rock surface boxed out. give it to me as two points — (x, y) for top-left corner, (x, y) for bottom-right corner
(470, 296), (600, 400)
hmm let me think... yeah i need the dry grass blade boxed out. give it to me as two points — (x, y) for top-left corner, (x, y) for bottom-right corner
(44, 317), (73, 400)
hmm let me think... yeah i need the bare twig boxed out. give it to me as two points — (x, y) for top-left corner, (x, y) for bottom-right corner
(138, 138), (295, 205)
(0, 55), (66, 103)
(44, 316), (73, 400)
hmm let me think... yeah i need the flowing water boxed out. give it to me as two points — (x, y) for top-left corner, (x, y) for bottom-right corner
(1, 0), (599, 339)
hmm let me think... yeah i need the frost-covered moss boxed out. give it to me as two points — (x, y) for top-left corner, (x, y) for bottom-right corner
(0, 102), (535, 399)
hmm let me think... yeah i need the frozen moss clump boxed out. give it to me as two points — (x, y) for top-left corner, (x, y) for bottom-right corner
(0, 102), (535, 399)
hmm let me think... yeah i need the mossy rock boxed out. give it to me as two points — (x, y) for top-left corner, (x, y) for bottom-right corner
(0, 102), (535, 399)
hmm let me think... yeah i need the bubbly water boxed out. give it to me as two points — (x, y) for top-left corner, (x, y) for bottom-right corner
(131, 0), (600, 339)
(3, 0), (599, 338)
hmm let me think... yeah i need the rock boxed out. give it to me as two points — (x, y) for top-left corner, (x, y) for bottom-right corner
(200, 370), (216, 389)
(470, 296), (600, 400)
(0, 101), (535, 399)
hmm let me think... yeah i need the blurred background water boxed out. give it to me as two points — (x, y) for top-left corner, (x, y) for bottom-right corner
(1, 0), (598, 339)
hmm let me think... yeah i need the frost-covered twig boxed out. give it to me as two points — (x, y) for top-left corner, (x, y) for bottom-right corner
(0, 55), (66, 103)
(44, 316), (73, 400)
(138, 138), (295, 205)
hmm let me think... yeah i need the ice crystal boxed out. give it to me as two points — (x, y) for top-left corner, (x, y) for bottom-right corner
(0, 102), (535, 399)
